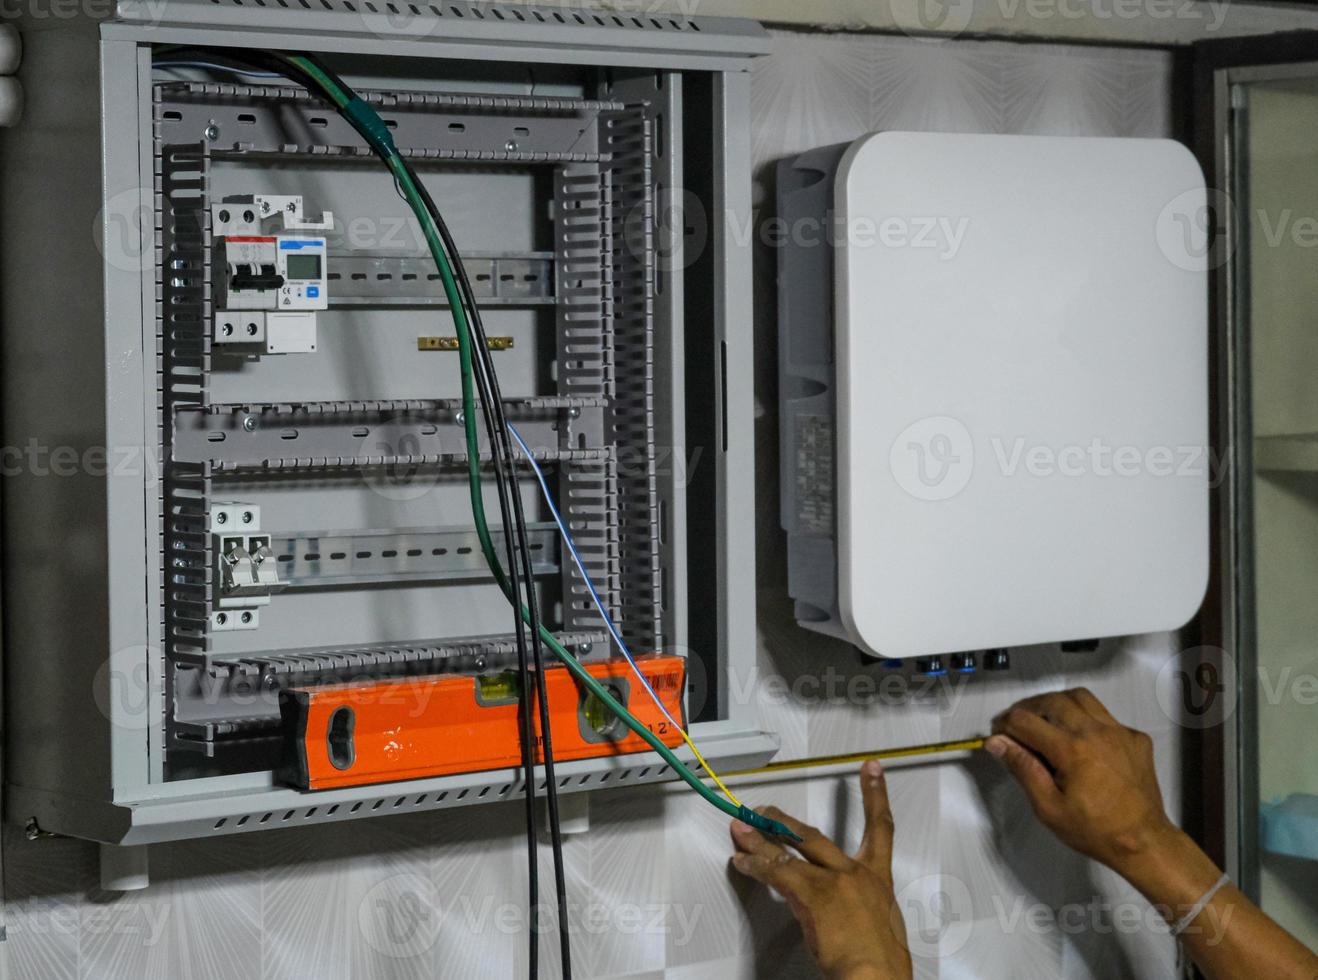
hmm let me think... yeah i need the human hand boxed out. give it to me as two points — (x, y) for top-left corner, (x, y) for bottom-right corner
(985, 687), (1179, 878)
(729, 761), (913, 980)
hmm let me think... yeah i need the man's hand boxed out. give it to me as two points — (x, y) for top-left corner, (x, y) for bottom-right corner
(729, 760), (913, 980)
(986, 687), (1318, 980)
(985, 687), (1178, 877)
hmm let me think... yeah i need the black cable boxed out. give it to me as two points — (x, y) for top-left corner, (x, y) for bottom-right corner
(158, 47), (566, 978)
(277, 50), (573, 980)
(279, 53), (564, 971)
(405, 159), (574, 978)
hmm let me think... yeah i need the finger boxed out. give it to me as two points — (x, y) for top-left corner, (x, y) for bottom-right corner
(730, 818), (789, 860)
(759, 806), (853, 871)
(985, 734), (1062, 817)
(731, 847), (824, 900)
(993, 705), (1073, 767)
(855, 760), (896, 879)
(1011, 691), (1095, 734)
(1065, 687), (1118, 725)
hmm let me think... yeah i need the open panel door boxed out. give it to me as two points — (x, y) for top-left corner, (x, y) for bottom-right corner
(1189, 31), (1318, 955)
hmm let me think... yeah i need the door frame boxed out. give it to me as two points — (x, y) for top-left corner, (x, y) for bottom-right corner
(1184, 30), (1318, 901)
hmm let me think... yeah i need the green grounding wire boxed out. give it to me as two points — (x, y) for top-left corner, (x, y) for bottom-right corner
(284, 54), (799, 843)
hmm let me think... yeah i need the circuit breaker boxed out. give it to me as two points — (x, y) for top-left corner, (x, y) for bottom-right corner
(0, 2), (777, 858)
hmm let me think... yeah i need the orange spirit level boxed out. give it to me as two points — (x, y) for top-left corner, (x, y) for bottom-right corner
(278, 656), (687, 791)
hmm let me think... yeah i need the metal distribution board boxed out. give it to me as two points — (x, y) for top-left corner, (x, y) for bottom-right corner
(0, 1), (776, 851)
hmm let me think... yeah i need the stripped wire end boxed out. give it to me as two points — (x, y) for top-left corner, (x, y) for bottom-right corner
(737, 805), (804, 843)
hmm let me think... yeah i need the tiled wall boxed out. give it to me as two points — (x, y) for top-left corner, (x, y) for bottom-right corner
(1, 30), (1186, 980)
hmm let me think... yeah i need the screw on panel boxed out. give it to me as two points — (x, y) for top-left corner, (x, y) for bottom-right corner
(454, 411), (465, 426)
(25, 819), (59, 841)
(204, 122), (220, 142)
(505, 140), (518, 152)
(216, 511), (228, 525)
(242, 210), (255, 223)
(580, 642), (593, 655)
(242, 416), (258, 432)
(241, 612), (253, 625)
(216, 612), (228, 626)
(241, 511), (254, 524)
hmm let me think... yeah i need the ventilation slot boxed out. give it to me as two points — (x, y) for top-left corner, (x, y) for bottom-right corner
(202, 0), (704, 31)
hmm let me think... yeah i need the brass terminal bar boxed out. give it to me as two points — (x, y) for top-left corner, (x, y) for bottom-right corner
(725, 737), (987, 778)
(418, 336), (515, 351)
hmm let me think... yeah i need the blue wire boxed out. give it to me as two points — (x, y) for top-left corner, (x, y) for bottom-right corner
(507, 423), (687, 735)
(154, 61), (282, 79)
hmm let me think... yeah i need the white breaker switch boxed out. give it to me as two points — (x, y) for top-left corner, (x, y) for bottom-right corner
(212, 195), (331, 353)
(209, 503), (285, 632)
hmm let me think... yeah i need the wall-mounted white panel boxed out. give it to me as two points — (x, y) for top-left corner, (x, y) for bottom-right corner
(834, 132), (1208, 657)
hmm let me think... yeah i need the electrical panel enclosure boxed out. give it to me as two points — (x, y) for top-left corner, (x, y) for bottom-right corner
(0, 3), (777, 847)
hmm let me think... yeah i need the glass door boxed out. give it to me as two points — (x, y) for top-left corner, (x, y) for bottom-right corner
(1220, 60), (1318, 954)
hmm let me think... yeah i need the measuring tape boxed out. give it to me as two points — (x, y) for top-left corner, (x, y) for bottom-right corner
(725, 737), (987, 778)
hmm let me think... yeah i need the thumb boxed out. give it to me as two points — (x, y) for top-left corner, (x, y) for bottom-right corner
(985, 734), (1062, 818)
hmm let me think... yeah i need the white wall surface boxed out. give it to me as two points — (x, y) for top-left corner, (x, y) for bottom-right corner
(1, 30), (1195, 980)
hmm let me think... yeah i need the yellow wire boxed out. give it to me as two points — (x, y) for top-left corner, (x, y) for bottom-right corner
(680, 732), (744, 806)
